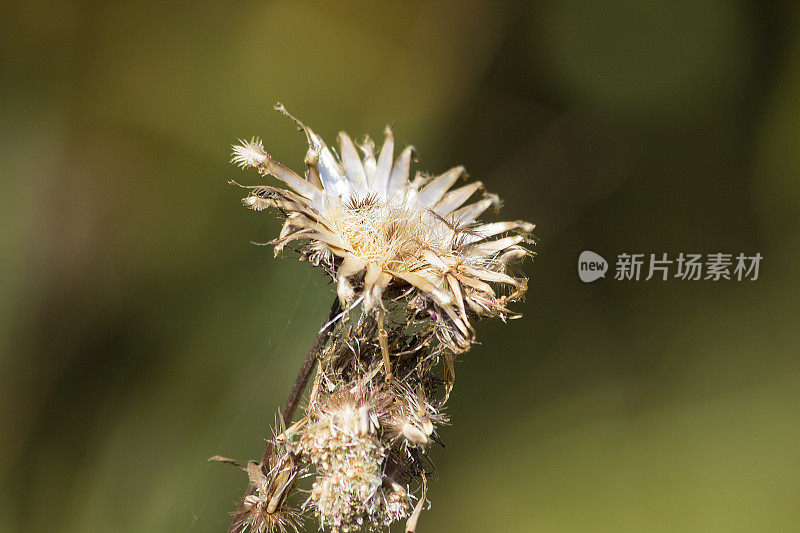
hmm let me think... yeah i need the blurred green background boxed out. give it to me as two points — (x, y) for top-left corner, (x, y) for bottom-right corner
(2, 1), (799, 532)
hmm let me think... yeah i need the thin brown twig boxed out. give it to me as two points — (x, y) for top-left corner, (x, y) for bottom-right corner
(259, 298), (341, 466)
(228, 298), (342, 533)
(284, 300), (341, 417)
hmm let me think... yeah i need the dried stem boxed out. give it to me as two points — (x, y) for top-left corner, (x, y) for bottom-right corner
(261, 298), (341, 466)
(228, 298), (341, 533)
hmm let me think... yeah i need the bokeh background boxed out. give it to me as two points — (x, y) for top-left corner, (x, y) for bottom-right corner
(2, 1), (799, 531)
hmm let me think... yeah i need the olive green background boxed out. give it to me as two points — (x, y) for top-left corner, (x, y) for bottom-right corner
(2, 2), (799, 532)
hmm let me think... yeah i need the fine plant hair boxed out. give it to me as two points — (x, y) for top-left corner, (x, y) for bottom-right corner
(212, 105), (535, 532)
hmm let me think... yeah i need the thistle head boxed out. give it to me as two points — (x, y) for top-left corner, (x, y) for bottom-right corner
(224, 443), (303, 533)
(232, 105), (535, 351)
(297, 386), (396, 532)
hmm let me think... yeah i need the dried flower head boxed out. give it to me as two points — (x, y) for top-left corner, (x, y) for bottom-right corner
(220, 442), (303, 533)
(387, 384), (448, 449)
(232, 105), (534, 352)
(296, 385), (408, 532)
(219, 106), (536, 533)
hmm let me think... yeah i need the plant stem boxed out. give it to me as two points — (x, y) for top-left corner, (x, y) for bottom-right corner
(260, 298), (341, 466)
(228, 299), (342, 533)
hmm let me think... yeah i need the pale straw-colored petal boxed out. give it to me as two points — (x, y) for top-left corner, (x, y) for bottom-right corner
(338, 132), (368, 194)
(387, 146), (414, 199)
(421, 249), (448, 271)
(440, 300), (470, 338)
(449, 195), (499, 224)
(468, 235), (524, 257)
(500, 248), (530, 264)
(276, 103), (349, 200)
(471, 221), (535, 239)
(390, 270), (452, 307)
(372, 127), (394, 196)
(434, 181), (483, 215)
(237, 147), (323, 206)
(456, 272), (496, 295)
(339, 255), (368, 278)
(360, 136), (377, 186)
(459, 265), (520, 288)
(364, 263), (391, 310)
(446, 273), (472, 336)
(416, 166), (464, 207)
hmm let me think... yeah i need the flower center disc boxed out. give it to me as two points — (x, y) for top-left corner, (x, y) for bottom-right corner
(330, 198), (434, 271)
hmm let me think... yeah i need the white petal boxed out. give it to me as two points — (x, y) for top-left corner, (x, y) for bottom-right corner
(435, 181), (483, 215)
(470, 221), (535, 240)
(449, 195), (498, 224)
(338, 132), (368, 194)
(313, 140), (349, 200)
(372, 127), (394, 196)
(360, 136), (377, 187)
(276, 104), (349, 200)
(387, 146), (414, 199)
(469, 235), (524, 257)
(231, 138), (267, 169)
(417, 166), (464, 207)
(337, 276), (355, 306)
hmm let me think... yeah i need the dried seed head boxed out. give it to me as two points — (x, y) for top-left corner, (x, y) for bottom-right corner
(388, 385), (447, 449)
(298, 398), (392, 532)
(228, 444), (303, 533)
(232, 105), (534, 351)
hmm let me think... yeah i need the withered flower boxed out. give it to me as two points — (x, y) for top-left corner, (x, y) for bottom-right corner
(295, 386), (399, 532)
(232, 105), (534, 352)
(218, 440), (303, 533)
(218, 106), (536, 533)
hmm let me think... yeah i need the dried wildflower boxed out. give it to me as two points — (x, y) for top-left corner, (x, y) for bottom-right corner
(232, 105), (534, 353)
(290, 338), (446, 532)
(386, 384), (447, 449)
(296, 385), (403, 532)
(218, 106), (536, 533)
(216, 441), (303, 533)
